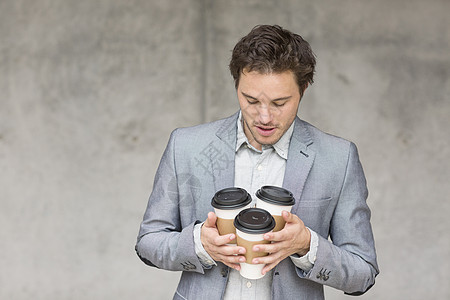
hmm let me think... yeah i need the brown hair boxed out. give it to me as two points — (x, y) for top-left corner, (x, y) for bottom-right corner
(229, 25), (316, 96)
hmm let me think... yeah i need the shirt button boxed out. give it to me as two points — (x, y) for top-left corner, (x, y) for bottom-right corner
(257, 165), (263, 171)
(246, 281), (252, 288)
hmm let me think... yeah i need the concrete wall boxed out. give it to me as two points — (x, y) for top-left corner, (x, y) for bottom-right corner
(1, 0), (449, 299)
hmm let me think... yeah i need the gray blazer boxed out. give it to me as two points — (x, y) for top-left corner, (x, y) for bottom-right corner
(136, 112), (379, 300)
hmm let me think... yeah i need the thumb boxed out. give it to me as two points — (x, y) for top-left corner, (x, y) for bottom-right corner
(282, 210), (297, 223)
(204, 211), (217, 228)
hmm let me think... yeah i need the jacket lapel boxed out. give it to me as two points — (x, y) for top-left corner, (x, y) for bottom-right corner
(283, 117), (316, 212)
(210, 112), (239, 191)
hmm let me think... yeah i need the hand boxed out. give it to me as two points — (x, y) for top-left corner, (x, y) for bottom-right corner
(251, 211), (311, 275)
(200, 212), (247, 270)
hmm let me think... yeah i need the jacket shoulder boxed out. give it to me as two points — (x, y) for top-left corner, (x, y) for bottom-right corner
(169, 113), (238, 148)
(298, 119), (354, 155)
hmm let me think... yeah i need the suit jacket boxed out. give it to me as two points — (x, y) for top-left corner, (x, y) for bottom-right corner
(136, 112), (379, 300)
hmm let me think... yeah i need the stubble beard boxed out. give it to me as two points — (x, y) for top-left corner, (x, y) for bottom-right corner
(242, 117), (281, 149)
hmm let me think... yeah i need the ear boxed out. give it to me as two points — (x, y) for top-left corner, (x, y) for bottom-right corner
(300, 83), (309, 98)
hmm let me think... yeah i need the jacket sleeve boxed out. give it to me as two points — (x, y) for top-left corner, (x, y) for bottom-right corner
(296, 142), (379, 295)
(135, 129), (205, 273)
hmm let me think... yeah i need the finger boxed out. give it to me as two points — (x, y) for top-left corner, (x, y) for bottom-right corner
(210, 232), (238, 246)
(251, 252), (283, 268)
(213, 251), (246, 267)
(253, 241), (283, 254)
(263, 213), (303, 242)
(219, 253), (247, 265)
(205, 244), (244, 262)
(217, 244), (246, 256)
(261, 260), (279, 275)
(204, 212), (217, 228)
(201, 227), (233, 253)
(282, 210), (299, 224)
(222, 261), (241, 271)
(262, 230), (286, 242)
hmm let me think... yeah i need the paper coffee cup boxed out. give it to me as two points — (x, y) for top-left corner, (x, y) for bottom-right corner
(211, 187), (252, 241)
(256, 186), (295, 232)
(234, 208), (275, 279)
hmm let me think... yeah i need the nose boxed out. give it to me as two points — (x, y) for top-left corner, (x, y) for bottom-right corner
(257, 105), (272, 124)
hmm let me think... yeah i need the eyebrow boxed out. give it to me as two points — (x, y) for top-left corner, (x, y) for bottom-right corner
(241, 92), (292, 102)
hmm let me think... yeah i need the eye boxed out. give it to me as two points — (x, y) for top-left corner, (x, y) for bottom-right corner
(273, 101), (286, 107)
(246, 98), (258, 105)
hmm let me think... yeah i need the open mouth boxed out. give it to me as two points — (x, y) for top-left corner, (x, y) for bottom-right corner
(256, 126), (276, 136)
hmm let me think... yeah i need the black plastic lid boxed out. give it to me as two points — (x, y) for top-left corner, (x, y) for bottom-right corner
(256, 186), (295, 206)
(234, 208), (275, 234)
(211, 187), (252, 210)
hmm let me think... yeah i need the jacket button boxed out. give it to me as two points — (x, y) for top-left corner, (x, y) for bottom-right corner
(221, 267), (228, 277)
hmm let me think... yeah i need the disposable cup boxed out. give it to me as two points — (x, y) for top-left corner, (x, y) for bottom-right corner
(211, 187), (252, 243)
(234, 208), (275, 279)
(256, 186), (295, 232)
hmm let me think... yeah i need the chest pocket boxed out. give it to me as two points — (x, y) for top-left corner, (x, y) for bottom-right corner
(294, 197), (333, 236)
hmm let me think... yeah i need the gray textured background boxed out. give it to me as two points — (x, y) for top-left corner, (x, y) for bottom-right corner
(1, 0), (449, 299)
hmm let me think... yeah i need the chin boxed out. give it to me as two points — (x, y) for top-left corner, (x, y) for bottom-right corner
(257, 136), (279, 146)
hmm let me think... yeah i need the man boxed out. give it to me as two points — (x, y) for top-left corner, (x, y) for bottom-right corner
(136, 25), (379, 299)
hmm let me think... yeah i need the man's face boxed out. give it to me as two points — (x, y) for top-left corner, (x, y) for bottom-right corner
(237, 70), (302, 151)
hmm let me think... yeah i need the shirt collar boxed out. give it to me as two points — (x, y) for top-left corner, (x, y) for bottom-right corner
(235, 111), (294, 160)
(236, 111), (250, 151)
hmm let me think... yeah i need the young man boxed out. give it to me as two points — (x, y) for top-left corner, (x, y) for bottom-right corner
(136, 25), (379, 300)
